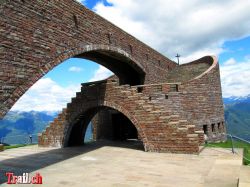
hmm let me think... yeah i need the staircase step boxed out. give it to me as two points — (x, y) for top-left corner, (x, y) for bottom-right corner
(187, 134), (198, 138)
(187, 125), (196, 128)
(195, 130), (204, 134)
(178, 128), (188, 131)
(159, 116), (171, 120)
(169, 121), (179, 124)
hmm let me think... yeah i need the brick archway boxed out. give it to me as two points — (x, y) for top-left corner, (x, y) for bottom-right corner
(62, 101), (149, 151)
(3, 44), (146, 118)
(0, 1), (177, 118)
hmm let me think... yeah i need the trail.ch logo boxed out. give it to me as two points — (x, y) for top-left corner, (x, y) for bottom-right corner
(5, 172), (42, 184)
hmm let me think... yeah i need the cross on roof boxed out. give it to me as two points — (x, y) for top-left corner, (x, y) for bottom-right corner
(175, 53), (180, 65)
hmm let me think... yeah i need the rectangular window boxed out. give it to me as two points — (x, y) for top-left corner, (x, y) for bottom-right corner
(203, 125), (208, 135)
(211, 124), (215, 132)
(217, 123), (221, 133)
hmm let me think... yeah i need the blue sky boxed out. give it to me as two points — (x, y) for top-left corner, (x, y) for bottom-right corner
(44, 58), (103, 87)
(220, 36), (250, 63)
(82, 0), (111, 9)
(11, 0), (250, 111)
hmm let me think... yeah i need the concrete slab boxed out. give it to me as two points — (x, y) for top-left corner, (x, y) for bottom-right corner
(238, 166), (250, 187)
(0, 141), (248, 187)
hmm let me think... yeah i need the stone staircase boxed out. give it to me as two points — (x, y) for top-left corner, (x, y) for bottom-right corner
(147, 91), (205, 145)
(39, 79), (202, 153)
(38, 109), (67, 147)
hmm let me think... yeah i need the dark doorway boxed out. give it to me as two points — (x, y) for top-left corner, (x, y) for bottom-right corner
(68, 120), (86, 146)
(203, 125), (208, 135)
(66, 107), (142, 150)
(112, 113), (138, 141)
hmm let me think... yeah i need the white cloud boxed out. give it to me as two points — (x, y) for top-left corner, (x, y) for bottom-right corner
(11, 78), (81, 112)
(94, 0), (250, 63)
(75, 0), (87, 6)
(223, 58), (237, 66)
(68, 66), (83, 72)
(10, 65), (113, 112)
(220, 58), (250, 97)
(76, 0), (84, 4)
(89, 65), (113, 82)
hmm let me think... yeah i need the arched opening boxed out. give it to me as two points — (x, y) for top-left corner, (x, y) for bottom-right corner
(66, 106), (144, 150)
(76, 49), (145, 85)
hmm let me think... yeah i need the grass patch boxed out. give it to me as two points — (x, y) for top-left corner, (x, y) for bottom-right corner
(206, 140), (250, 165)
(4, 144), (37, 150)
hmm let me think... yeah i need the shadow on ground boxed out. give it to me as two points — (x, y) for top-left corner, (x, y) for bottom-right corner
(0, 140), (144, 184)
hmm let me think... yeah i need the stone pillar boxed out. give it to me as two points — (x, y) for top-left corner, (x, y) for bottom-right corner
(91, 115), (98, 141)
(92, 109), (113, 140)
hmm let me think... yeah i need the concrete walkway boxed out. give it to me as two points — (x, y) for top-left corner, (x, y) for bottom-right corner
(0, 141), (249, 187)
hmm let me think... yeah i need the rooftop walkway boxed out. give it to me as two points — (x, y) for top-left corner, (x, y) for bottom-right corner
(0, 141), (249, 187)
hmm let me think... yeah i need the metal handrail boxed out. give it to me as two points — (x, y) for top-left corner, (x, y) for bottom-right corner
(229, 134), (250, 144)
(203, 133), (250, 165)
(225, 134), (250, 154)
(225, 134), (250, 164)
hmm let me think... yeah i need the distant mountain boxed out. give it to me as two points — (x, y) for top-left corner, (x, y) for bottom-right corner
(224, 96), (250, 141)
(0, 111), (58, 144)
(223, 95), (250, 105)
(0, 111), (92, 145)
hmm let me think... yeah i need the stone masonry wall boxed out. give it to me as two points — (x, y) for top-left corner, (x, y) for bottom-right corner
(39, 56), (226, 151)
(39, 78), (201, 154)
(179, 57), (226, 142)
(92, 56), (226, 144)
(158, 56), (226, 142)
(91, 109), (113, 140)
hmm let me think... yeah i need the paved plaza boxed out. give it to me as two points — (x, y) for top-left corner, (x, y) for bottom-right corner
(0, 141), (249, 187)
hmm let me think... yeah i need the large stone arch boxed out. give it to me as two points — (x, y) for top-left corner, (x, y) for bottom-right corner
(3, 44), (146, 117)
(0, 0), (177, 118)
(63, 101), (149, 151)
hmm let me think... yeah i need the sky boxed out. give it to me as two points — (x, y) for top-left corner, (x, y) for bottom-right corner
(11, 0), (250, 112)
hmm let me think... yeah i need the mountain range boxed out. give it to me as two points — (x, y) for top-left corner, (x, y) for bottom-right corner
(224, 95), (250, 141)
(0, 111), (93, 145)
(0, 111), (58, 145)
(0, 95), (249, 144)
(223, 94), (250, 104)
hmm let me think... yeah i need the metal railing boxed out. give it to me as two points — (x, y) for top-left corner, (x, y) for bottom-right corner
(228, 134), (250, 153)
(206, 133), (250, 165)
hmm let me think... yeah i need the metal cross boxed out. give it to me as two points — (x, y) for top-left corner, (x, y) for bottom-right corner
(175, 53), (180, 65)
